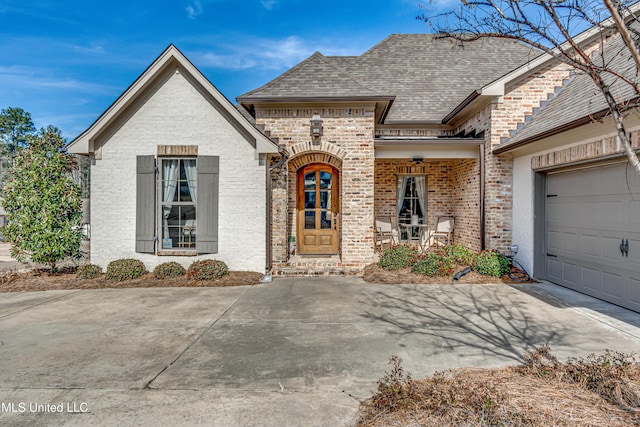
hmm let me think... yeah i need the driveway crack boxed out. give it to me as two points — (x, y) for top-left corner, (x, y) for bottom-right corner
(143, 285), (255, 389)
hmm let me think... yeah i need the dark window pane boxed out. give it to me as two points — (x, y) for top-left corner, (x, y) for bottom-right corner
(320, 191), (330, 209)
(320, 171), (332, 189)
(305, 211), (315, 229)
(305, 191), (315, 208)
(304, 172), (316, 190)
(320, 211), (331, 229)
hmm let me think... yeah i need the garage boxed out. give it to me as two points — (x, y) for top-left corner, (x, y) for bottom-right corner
(545, 160), (640, 312)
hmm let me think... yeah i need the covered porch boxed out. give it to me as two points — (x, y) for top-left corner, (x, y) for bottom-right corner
(373, 137), (484, 253)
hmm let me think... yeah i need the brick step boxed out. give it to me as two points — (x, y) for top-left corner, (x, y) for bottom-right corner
(272, 255), (345, 276)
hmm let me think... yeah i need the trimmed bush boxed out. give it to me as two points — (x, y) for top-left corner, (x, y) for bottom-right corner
(187, 259), (229, 280)
(105, 258), (147, 281)
(444, 244), (475, 265)
(76, 264), (102, 279)
(411, 252), (455, 277)
(379, 244), (420, 270)
(472, 251), (510, 277)
(153, 262), (186, 279)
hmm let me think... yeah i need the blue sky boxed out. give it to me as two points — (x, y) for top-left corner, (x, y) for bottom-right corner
(0, 0), (429, 140)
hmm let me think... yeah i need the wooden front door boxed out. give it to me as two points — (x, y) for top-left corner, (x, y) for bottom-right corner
(297, 164), (340, 255)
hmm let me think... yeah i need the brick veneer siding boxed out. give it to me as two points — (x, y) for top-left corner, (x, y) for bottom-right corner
(257, 106), (376, 273)
(374, 159), (481, 251)
(91, 70), (268, 272)
(454, 62), (575, 251)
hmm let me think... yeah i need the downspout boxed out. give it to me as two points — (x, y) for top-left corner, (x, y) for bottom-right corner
(260, 146), (288, 283)
(479, 143), (486, 251)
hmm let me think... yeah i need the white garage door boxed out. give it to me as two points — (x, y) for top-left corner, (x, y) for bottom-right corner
(546, 161), (640, 312)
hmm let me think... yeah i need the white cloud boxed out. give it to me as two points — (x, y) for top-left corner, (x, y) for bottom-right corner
(186, 0), (203, 19)
(260, 0), (278, 10)
(195, 35), (364, 71)
(0, 65), (115, 93)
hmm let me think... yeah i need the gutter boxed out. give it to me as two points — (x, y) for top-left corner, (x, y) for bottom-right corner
(260, 145), (288, 283)
(442, 90), (481, 124)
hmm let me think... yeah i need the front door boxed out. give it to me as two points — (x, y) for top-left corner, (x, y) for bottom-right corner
(297, 164), (340, 254)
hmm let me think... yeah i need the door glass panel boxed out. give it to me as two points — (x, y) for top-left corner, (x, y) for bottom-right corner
(304, 172), (316, 190)
(305, 191), (316, 209)
(320, 211), (331, 229)
(320, 191), (330, 209)
(320, 171), (332, 189)
(305, 211), (315, 229)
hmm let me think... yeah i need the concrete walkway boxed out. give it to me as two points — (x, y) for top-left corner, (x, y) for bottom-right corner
(0, 278), (639, 426)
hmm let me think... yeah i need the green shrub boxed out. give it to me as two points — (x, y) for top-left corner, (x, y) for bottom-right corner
(187, 259), (229, 280)
(153, 262), (186, 279)
(379, 244), (420, 270)
(472, 251), (510, 277)
(411, 252), (455, 276)
(105, 258), (147, 281)
(76, 264), (102, 279)
(444, 244), (475, 265)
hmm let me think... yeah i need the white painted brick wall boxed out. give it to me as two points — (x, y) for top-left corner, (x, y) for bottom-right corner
(91, 69), (267, 272)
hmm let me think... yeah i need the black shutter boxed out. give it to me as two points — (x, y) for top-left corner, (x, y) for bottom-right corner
(136, 155), (156, 253)
(196, 156), (219, 254)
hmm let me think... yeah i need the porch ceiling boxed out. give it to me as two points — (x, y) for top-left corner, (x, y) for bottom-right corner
(374, 138), (482, 159)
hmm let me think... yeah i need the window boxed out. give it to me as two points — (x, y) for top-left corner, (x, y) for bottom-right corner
(397, 176), (427, 240)
(160, 158), (196, 249)
(136, 154), (218, 255)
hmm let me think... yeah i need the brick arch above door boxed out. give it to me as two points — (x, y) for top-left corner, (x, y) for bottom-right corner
(287, 141), (345, 170)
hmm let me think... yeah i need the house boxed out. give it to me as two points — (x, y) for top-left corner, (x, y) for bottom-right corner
(67, 45), (280, 272)
(237, 34), (564, 275)
(68, 27), (640, 312)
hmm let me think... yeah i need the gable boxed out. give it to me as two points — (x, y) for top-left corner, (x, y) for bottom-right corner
(68, 45), (279, 156)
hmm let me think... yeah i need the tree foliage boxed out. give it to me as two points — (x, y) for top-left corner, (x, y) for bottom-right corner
(2, 126), (83, 272)
(0, 107), (36, 155)
(419, 0), (640, 173)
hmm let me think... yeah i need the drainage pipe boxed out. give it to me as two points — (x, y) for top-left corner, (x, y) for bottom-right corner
(453, 266), (472, 282)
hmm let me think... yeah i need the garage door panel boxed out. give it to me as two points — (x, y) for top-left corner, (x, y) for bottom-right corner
(562, 262), (577, 285)
(601, 272), (624, 300)
(581, 234), (601, 258)
(546, 162), (640, 313)
(581, 266), (602, 293)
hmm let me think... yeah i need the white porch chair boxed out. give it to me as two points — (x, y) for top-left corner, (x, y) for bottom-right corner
(374, 216), (399, 253)
(428, 216), (454, 247)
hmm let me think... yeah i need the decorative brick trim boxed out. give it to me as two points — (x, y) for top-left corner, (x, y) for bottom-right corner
(157, 145), (198, 156)
(287, 141), (346, 170)
(531, 131), (640, 170)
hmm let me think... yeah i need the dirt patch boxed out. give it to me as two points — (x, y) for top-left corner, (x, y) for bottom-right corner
(362, 263), (535, 285)
(0, 269), (263, 292)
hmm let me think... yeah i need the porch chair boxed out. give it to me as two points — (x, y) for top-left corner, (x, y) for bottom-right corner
(374, 216), (399, 253)
(428, 216), (454, 247)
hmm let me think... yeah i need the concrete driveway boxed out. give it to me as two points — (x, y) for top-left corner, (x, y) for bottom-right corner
(1, 278), (640, 426)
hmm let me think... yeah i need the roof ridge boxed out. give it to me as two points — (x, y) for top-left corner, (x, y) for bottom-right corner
(237, 51), (326, 99)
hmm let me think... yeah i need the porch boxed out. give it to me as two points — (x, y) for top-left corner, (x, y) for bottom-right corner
(373, 158), (482, 253)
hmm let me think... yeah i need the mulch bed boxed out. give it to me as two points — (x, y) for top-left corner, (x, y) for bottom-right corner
(363, 263), (536, 285)
(0, 269), (263, 292)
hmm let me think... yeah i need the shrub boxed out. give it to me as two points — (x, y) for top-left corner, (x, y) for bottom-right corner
(473, 251), (510, 277)
(379, 244), (420, 270)
(187, 259), (229, 280)
(153, 262), (186, 279)
(105, 258), (147, 281)
(444, 244), (475, 265)
(76, 264), (102, 279)
(411, 252), (455, 276)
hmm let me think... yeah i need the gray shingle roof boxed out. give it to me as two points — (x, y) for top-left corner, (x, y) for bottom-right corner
(501, 30), (640, 148)
(239, 34), (538, 122)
